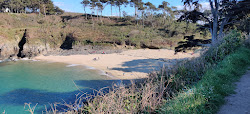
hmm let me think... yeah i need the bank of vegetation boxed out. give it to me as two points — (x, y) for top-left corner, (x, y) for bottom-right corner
(1, 0), (250, 114)
(54, 30), (248, 114)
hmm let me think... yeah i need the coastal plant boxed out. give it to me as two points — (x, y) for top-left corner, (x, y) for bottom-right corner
(160, 46), (250, 114)
(153, 30), (244, 92)
(82, 77), (167, 113)
(24, 103), (38, 114)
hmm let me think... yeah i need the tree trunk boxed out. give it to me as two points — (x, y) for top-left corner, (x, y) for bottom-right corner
(119, 6), (121, 18)
(101, 10), (103, 24)
(111, 5), (112, 16)
(135, 6), (137, 18)
(209, 0), (219, 45)
(212, 13), (218, 44)
(84, 7), (87, 20)
(96, 8), (98, 21)
(142, 11), (144, 27)
(43, 5), (46, 17)
(219, 18), (229, 38)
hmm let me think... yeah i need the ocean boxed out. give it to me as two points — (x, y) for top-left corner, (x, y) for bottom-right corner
(0, 60), (121, 113)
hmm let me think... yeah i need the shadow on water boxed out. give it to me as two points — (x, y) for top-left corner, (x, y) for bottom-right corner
(0, 79), (144, 113)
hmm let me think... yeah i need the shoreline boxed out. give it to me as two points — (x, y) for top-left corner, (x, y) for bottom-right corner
(34, 49), (200, 79)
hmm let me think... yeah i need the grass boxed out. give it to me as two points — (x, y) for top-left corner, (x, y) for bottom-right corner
(160, 46), (250, 114)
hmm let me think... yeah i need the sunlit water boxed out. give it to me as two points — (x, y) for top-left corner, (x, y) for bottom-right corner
(0, 60), (124, 114)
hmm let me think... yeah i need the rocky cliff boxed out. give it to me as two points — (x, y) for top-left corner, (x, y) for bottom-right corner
(0, 29), (51, 60)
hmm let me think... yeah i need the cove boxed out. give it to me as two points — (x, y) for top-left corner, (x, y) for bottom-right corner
(0, 60), (128, 114)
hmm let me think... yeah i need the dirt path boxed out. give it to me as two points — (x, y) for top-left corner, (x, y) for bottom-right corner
(218, 68), (250, 114)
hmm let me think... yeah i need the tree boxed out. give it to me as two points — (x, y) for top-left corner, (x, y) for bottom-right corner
(108, 0), (115, 16)
(138, 2), (146, 26)
(0, 0), (4, 12)
(115, 0), (129, 18)
(99, 0), (108, 17)
(130, 0), (142, 18)
(54, 6), (64, 15)
(81, 0), (90, 19)
(145, 2), (157, 27)
(182, 0), (250, 44)
(158, 1), (173, 24)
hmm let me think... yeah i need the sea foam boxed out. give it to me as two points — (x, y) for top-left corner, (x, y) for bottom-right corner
(66, 64), (80, 67)
(85, 66), (96, 69)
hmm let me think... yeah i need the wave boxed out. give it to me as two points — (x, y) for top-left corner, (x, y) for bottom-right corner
(21, 58), (29, 60)
(66, 64), (80, 67)
(85, 66), (96, 69)
(32, 60), (40, 62)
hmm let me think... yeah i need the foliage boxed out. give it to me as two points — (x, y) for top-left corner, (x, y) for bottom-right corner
(0, 0), (64, 15)
(180, 0), (250, 44)
(64, 30), (247, 114)
(160, 46), (250, 114)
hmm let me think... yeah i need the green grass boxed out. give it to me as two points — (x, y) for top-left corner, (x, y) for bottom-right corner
(160, 47), (250, 114)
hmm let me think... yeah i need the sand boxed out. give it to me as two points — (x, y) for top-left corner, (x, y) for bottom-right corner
(34, 49), (199, 79)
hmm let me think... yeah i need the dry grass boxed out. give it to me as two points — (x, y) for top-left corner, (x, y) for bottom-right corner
(82, 76), (167, 114)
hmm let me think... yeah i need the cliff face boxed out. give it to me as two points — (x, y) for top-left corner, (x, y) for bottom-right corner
(0, 42), (19, 60)
(0, 29), (51, 60)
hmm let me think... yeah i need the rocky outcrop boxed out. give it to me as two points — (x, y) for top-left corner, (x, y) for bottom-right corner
(0, 42), (19, 60)
(21, 44), (50, 58)
(0, 29), (51, 60)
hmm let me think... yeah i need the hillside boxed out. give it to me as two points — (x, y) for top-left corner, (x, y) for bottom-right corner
(0, 13), (210, 60)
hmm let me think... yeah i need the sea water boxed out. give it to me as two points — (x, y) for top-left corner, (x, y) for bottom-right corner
(0, 60), (121, 114)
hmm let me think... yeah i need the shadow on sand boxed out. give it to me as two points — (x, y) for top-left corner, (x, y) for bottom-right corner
(111, 58), (188, 74)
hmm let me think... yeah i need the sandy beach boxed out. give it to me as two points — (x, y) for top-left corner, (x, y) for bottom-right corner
(34, 49), (199, 79)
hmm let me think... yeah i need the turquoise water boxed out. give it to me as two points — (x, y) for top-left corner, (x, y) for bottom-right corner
(0, 60), (120, 114)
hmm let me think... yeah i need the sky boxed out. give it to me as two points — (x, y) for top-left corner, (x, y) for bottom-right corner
(52, 0), (182, 16)
(52, 0), (210, 16)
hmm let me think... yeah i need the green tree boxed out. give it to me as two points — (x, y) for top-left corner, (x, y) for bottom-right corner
(108, 0), (115, 16)
(182, 0), (250, 44)
(115, 0), (129, 18)
(130, 0), (142, 18)
(145, 2), (157, 27)
(138, 2), (146, 26)
(81, 0), (90, 19)
(99, 0), (108, 16)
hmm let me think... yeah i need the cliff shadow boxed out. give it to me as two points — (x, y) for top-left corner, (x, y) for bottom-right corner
(17, 29), (27, 58)
(60, 34), (75, 50)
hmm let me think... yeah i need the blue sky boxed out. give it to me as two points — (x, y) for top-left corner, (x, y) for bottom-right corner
(52, 0), (184, 16)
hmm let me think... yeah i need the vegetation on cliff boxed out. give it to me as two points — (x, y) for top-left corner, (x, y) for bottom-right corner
(0, 0), (250, 113)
